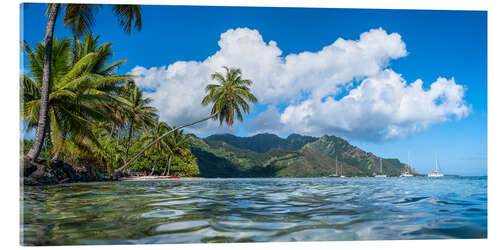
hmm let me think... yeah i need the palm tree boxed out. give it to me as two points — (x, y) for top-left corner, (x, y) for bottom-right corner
(122, 85), (158, 158)
(116, 66), (258, 173)
(26, 3), (142, 162)
(202, 66), (258, 126)
(141, 122), (170, 175)
(162, 128), (190, 176)
(22, 37), (133, 161)
(72, 33), (132, 145)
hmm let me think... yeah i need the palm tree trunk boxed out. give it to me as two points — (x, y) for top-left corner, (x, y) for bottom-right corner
(51, 149), (60, 162)
(26, 4), (60, 161)
(162, 155), (172, 176)
(126, 126), (133, 158)
(149, 159), (157, 176)
(116, 113), (218, 173)
(44, 125), (52, 154)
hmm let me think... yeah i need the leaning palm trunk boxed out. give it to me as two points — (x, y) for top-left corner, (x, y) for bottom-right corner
(116, 112), (218, 173)
(26, 4), (60, 161)
(162, 155), (172, 176)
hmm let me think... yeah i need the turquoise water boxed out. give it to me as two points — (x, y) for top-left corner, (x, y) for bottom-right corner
(22, 176), (487, 245)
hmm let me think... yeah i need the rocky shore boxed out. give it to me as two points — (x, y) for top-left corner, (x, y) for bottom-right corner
(21, 157), (123, 186)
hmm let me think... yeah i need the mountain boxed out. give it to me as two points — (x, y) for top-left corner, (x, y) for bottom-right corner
(205, 133), (317, 153)
(306, 135), (408, 176)
(188, 133), (414, 178)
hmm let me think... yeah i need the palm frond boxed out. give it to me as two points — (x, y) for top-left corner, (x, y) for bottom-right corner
(112, 5), (142, 34)
(63, 4), (102, 36)
(202, 66), (258, 126)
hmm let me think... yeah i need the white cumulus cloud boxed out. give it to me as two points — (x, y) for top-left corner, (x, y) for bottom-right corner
(277, 69), (471, 140)
(128, 27), (470, 140)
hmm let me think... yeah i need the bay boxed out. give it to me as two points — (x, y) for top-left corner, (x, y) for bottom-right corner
(21, 176), (487, 245)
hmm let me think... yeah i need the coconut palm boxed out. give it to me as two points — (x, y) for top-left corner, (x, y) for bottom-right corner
(71, 33), (128, 75)
(72, 33), (132, 142)
(116, 66), (258, 173)
(122, 85), (158, 158)
(26, 3), (142, 162)
(22, 37), (133, 161)
(141, 122), (170, 175)
(162, 128), (190, 176)
(202, 66), (258, 126)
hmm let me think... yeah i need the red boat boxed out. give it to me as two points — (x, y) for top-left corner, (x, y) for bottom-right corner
(166, 176), (181, 179)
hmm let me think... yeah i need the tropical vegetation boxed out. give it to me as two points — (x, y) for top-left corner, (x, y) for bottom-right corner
(22, 3), (262, 181)
(25, 3), (143, 163)
(21, 34), (201, 177)
(116, 65), (258, 172)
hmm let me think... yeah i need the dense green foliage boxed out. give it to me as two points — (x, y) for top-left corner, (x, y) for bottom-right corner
(21, 34), (199, 177)
(26, 3), (144, 162)
(191, 133), (411, 177)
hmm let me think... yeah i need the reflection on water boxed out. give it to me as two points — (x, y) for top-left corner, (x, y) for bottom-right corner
(22, 177), (487, 245)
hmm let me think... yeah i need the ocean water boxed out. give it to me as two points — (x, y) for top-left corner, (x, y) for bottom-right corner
(21, 176), (487, 245)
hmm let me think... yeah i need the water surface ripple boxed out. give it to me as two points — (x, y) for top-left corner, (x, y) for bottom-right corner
(22, 177), (487, 245)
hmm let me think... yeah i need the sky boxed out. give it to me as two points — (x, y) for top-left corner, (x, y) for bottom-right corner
(20, 4), (487, 176)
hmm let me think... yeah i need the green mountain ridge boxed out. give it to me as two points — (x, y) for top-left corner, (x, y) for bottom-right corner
(205, 133), (317, 153)
(189, 133), (416, 178)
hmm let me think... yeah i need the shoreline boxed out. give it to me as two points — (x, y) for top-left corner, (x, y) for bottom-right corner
(120, 176), (204, 181)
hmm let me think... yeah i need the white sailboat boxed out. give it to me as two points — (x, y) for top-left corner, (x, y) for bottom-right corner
(340, 161), (346, 178)
(400, 152), (414, 177)
(328, 156), (340, 177)
(428, 153), (444, 177)
(374, 158), (387, 177)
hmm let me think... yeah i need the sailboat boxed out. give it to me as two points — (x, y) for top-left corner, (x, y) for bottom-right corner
(374, 158), (387, 177)
(400, 152), (414, 177)
(340, 161), (346, 178)
(328, 156), (340, 177)
(428, 153), (444, 177)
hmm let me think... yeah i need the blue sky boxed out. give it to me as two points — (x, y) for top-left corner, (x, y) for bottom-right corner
(21, 4), (487, 176)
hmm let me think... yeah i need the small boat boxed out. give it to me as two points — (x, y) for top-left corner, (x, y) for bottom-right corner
(400, 152), (414, 177)
(374, 158), (387, 177)
(428, 153), (444, 177)
(165, 175), (181, 179)
(329, 157), (340, 177)
(340, 161), (346, 178)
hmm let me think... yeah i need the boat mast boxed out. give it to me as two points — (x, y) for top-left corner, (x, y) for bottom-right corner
(435, 153), (438, 172)
(336, 156), (338, 175)
(434, 153), (437, 172)
(408, 152), (410, 173)
(380, 158), (382, 174)
(436, 153), (443, 173)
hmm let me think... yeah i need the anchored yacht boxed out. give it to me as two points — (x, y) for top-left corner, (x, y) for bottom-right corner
(428, 153), (444, 177)
(374, 158), (387, 178)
